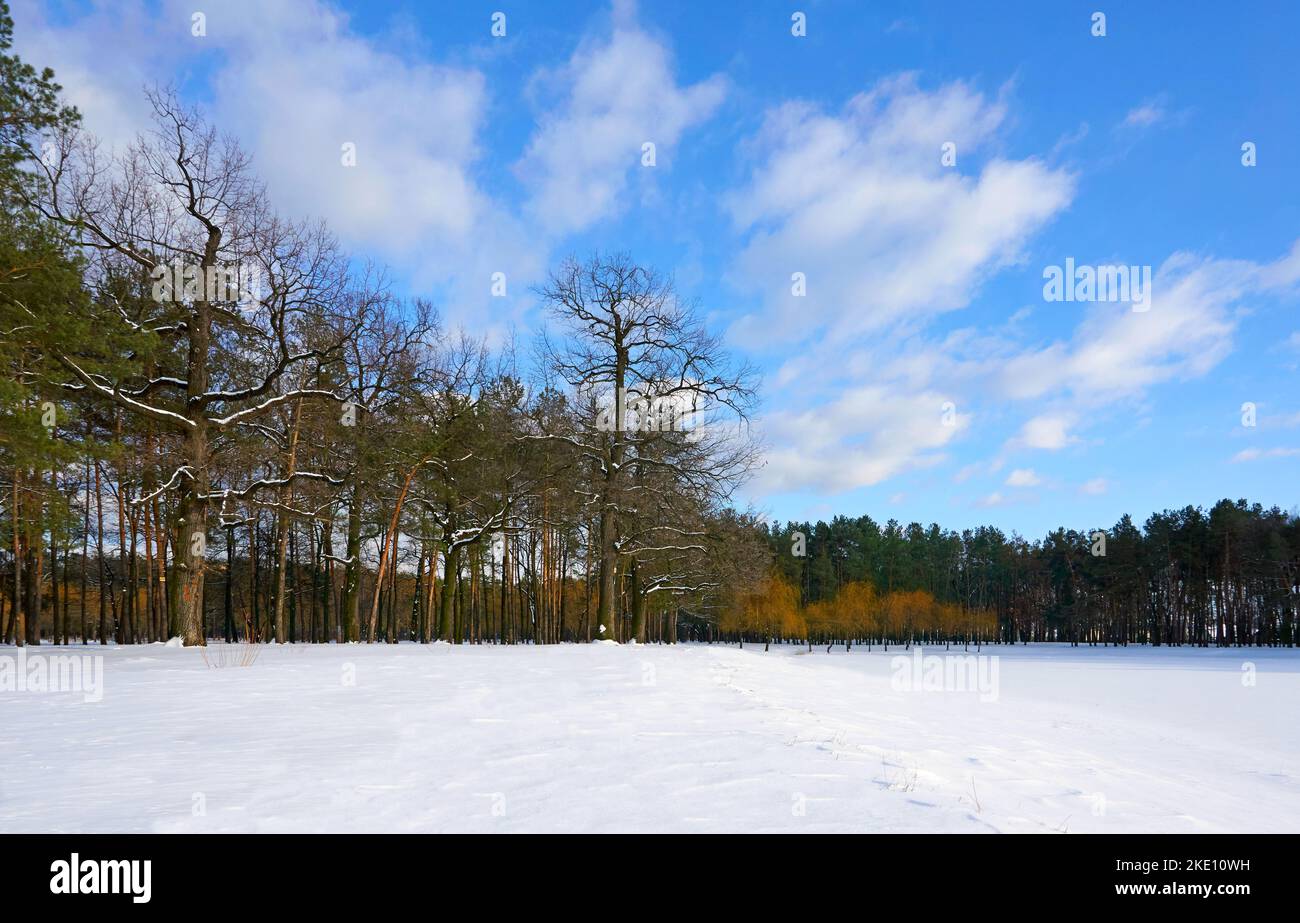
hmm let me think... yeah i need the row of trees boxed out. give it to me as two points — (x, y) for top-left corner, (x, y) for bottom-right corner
(765, 503), (1300, 646)
(719, 573), (999, 651)
(0, 3), (767, 646)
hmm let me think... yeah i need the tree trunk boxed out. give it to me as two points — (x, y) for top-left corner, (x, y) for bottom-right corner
(413, 548), (425, 643)
(438, 543), (457, 641)
(80, 455), (90, 643)
(176, 465), (207, 646)
(94, 461), (107, 643)
(224, 525), (236, 642)
(341, 494), (362, 643)
(630, 557), (646, 643)
(271, 398), (304, 642)
(50, 469), (61, 644)
(10, 469), (23, 646)
(595, 508), (617, 640)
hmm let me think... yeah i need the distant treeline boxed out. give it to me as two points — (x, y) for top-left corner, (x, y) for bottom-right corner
(758, 501), (1299, 647)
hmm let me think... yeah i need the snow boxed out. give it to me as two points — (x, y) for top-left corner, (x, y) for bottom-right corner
(1, 642), (1296, 833)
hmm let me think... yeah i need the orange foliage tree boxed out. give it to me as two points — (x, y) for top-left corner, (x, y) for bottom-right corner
(720, 571), (803, 649)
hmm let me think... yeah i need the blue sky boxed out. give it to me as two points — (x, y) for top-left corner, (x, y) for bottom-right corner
(16, 0), (1300, 537)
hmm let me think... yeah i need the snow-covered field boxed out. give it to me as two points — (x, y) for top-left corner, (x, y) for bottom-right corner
(2, 641), (1296, 833)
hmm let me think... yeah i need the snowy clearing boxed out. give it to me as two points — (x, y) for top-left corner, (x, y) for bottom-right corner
(2, 642), (1297, 833)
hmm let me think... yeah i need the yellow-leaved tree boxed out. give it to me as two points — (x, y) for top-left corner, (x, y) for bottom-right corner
(722, 571), (803, 650)
(833, 581), (877, 652)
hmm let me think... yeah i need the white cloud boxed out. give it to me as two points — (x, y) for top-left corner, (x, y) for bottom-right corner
(997, 245), (1300, 406)
(11, 0), (176, 154)
(1012, 414), (1076, 451)
(1079, 478), (1109, 495)
(20, 0), (495, 248)
(767, 240), (1300, 495)
(213, 10), (485, 248)
(197, 0), (551, 327)
(1232, 447), (1300, 463)
(1121, 102), (1166, 129)
(728, 75), (1082, 496)
(754, 385), (964, 494)
(1005, 468), (1042, 487)
(515, 4), (726, 236)
(726, 74), (1074, 348)
(13, 0), (569, 331)
(953, 462), (987, 484)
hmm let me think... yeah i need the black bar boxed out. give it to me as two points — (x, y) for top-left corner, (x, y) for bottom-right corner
(0, 833), (1285, 908)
